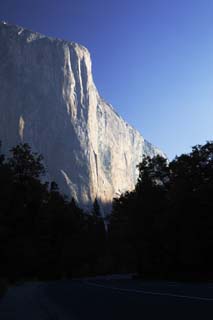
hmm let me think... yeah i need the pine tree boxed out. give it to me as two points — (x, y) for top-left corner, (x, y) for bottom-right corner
(92, 197), (101, 217)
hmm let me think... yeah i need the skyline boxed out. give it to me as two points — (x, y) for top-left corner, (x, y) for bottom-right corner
(1, 0), (213, 159)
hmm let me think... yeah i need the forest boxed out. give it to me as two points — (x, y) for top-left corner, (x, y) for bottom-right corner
(0, 141), (213, 283)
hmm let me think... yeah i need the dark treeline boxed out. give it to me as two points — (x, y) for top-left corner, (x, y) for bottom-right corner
(109, 141), (213, 280)
(0, 141), (213, 282)
(0, 143), (106, 281)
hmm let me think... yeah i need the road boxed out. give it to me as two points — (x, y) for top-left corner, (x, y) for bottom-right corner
(1, 278), (213, 319)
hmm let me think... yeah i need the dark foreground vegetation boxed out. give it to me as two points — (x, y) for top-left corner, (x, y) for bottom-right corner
(0, 143), (106, 282)
(109, 141), (213, 281)
(0, 141), (212, 286)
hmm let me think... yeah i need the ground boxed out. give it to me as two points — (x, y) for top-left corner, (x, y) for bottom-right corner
(0, 276), (213, 319)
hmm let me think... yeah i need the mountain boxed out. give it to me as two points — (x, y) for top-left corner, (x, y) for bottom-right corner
(0, 22), (165, 213)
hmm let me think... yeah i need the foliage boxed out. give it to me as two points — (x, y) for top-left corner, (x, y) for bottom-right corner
(109, 141), (213, 280)
(0, 143), (107, 281)
(0, 140), (212, 282)
(92, 198), (101, 217)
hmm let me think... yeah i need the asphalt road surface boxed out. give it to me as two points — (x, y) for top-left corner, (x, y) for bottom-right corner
(1, 278), (213, 319)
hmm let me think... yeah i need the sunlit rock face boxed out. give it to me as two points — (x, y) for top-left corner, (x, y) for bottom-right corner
(0, 22), (165, 213)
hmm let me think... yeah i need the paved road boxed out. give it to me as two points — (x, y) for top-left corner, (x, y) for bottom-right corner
(1, 278), (213, 319)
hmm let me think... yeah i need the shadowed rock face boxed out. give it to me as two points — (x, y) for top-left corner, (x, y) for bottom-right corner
(0, 22), (165, 214)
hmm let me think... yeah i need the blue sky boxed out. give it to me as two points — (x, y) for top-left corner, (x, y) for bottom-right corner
(1, 0), (213, 159)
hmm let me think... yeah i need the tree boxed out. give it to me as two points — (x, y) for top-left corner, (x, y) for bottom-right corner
(8, 143), (45, 179)
(109, 142), (213, 280)
(92, 197), (101, 217)
(168, 141), (213, 277)
(0, 143), (48, 279)
(0, 142), (110, 280)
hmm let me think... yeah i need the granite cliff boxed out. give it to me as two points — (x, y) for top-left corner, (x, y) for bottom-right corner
(0, 22), (165, 213)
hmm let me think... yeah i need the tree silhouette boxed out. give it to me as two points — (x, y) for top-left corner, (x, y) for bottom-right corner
(92, 197), (101, 217)
(0, 140), (213, 282)
(8, 143), (45, 179)
(109, 142), (213, 280)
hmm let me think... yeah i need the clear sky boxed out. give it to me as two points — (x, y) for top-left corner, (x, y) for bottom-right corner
(1, 0), (213, 160)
